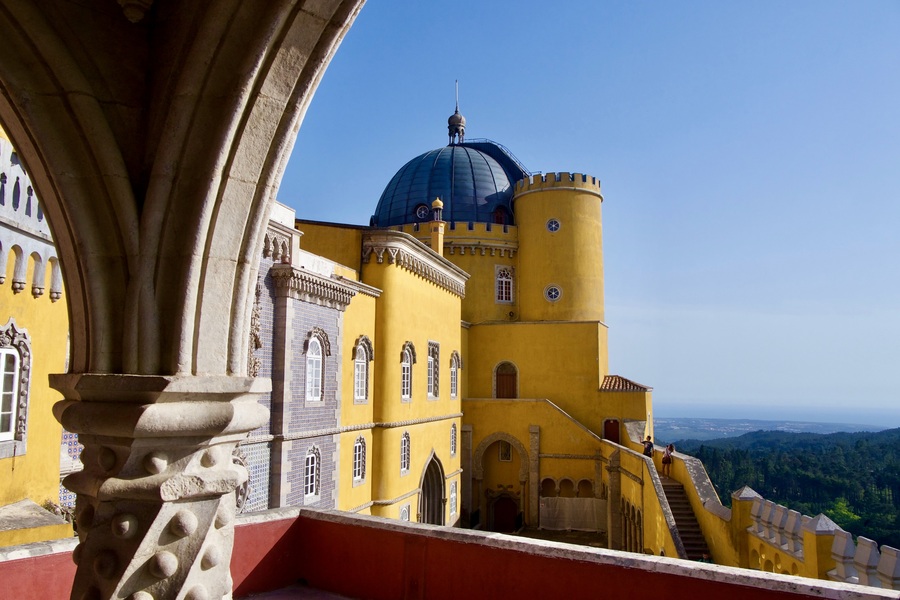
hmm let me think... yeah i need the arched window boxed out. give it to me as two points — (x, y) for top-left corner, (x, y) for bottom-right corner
(449, 351), (461, 398)
(495, 266), (513, 303)
(304, 446), (320, 499)
(427, 341), (439, 398)
(353, 335), (374, 404)
(400, 432), (411, 474)
(400, 341), (416, 401)
(306, 338), (323, 402)
(400, 504), (410, 521)
(353, 437), (366, 482)
(354, 346), (367, 401)
(450, 424), (457, 457)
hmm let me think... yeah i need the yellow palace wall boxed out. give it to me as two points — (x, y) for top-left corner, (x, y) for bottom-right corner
(396, 222), (519, 325)
(362, 253), (462, 524)
(0, 254), (73, 544)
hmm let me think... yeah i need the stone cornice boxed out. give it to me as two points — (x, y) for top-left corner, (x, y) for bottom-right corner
(374, 412), (463, 429)
(362, 230), (468, 298)
(270, 264), (356, 310)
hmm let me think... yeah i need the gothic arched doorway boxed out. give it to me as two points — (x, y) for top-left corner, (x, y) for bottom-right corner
(495, 361), (518, 398)
(419, 453), (445, 525)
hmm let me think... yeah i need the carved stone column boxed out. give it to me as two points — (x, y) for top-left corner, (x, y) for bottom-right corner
(53, 374), (269, 600)
(461, 425), (473, 526)
(606, 450), (622, 550)
(528, 425), (540, 526)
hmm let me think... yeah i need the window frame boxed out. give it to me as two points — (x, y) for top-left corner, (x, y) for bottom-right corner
(495, 266), (514, 304)
(450, 424), (457, 457)
(354, 346), (367, 402)
(353, 437), (366, 483)
(304, 446), (320, 500)
(450, 481), (458, 516)
(427, 341), (439, 399)
(449, 351), (461, 399)
(0, 348), (20, 443)
(400, 432), (411, 475)
(0, 319), (30, 457)
(305, 338), (323, 402)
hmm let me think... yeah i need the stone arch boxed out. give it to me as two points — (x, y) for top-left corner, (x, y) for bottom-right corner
(577, 479), (593, 498)
(418, 449), (446, 526)
(0, 1), (363, 375)
(558, 478), (576, 498)
(540, 477), (557, 497)
(0, 3), (366, 598)
(473, 431), (529, 482)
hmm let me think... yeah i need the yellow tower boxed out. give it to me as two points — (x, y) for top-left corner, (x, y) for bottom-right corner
(514, 172), (604, 323)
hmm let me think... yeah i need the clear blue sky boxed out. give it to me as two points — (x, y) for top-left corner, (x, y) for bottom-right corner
(280, 1), (900, 427)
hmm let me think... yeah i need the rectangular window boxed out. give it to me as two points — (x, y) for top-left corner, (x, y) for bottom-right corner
(353, 440), (364, 481)
(450, 481), (458, 515)
(499, 440), (512, 462)
(450, 364), (458, 398)
(427, 356), (434, 396)
(354, 358), (366, 401)
(401, 361), (411, 399)
(427, 341), (439, 399)
(0, 350), (18, 442)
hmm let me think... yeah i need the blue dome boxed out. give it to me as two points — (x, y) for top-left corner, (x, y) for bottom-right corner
(371, 141), (529, 227)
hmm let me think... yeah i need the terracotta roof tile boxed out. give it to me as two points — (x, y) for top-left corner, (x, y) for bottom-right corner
(600, 375), (653, 392)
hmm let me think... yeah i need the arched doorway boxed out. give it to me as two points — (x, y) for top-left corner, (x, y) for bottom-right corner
(604, 419), (620, 444)
(495, 361), (518, 398)
(419, 453), (445, 525)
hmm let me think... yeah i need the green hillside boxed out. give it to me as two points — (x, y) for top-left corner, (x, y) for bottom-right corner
(678, 428), (900, 548)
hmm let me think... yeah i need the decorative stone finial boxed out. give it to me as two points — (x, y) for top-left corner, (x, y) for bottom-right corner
(448, 80), (466, 144)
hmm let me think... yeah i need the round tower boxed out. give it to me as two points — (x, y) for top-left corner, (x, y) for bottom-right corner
(513, 172), (604, 322)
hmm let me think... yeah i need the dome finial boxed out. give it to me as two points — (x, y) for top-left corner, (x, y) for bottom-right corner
(448, 80), (466, 145)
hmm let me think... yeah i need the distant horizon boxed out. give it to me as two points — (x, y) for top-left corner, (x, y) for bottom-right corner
(653, 401), (897, 430)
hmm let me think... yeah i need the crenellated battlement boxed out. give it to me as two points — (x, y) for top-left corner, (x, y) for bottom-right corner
(513, 172), (602, 199)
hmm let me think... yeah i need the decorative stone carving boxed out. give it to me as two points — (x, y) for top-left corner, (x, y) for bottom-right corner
(362, 231), (468, 298)
(0, 319), (31, 443)
(247, 284), (263, 377)
(232, 446), (250, 514)
(52, 374), (269, 600)
(270, 265), (355, 310)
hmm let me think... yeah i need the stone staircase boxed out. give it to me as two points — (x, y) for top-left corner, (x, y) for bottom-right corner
(660, 478), (710, 560)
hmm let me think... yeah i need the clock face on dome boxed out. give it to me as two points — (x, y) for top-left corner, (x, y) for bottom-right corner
(415, 204), (430, 220)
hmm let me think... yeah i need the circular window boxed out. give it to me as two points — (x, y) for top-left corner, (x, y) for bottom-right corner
(544, 285), (562, 302)
(415, 204), (430, 220)
(546, 218), (561, 232)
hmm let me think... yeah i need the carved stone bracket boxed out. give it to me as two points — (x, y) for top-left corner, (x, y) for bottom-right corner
(362, 231), (468, 298)
(51, 374), (270, 600)
(270, 265), (355, 310)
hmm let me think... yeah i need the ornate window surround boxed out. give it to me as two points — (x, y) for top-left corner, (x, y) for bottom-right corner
(0, 319), (30, 458)
(450, 423), (457, 457)
(353, 436), (366, 485)
(449, 351), (461, 399)
(400, 431), (411, 475)
(304, 327), (331, 403)
(400, 341), (416, 402)
(353, 335), (374, 404)
(304, 446), (320, 500)
(427, 341), (439, 399)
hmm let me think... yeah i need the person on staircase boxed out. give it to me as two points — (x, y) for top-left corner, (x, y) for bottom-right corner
(662, 443), (675, 478)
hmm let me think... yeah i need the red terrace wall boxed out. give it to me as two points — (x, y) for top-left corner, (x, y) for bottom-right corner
(0, 546), (76, 599)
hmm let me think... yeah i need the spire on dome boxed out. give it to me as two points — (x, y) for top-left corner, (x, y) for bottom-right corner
(448, 80), (466, 144)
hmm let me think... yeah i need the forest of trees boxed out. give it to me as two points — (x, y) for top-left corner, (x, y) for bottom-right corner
(676, 428), (900, 549)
